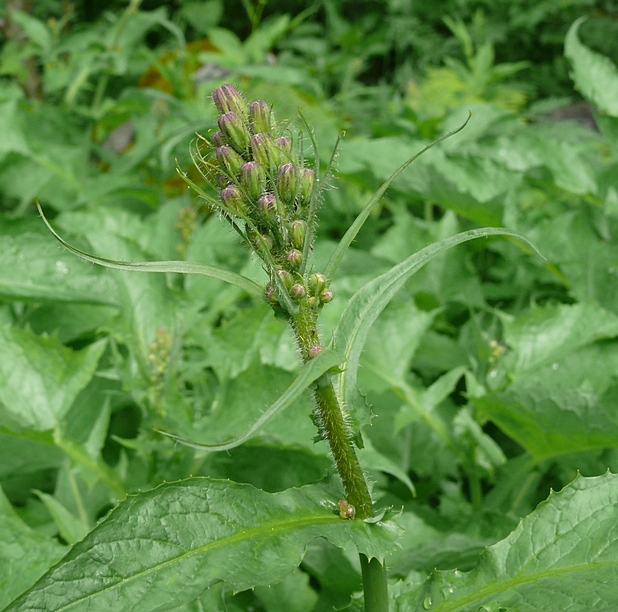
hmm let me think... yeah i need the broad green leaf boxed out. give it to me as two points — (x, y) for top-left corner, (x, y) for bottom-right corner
(0, 487), (67, 610)
(0, 327), (106, 431)
(7, 479), (401, 611)
(474, 384), (618, 461)
(565, 18), (618, 117)
(38, 204), (264, 298)
(34, 491), (89, 545)
(0, 230), (118, 305)
(393, 472), (618, 611)
(333, 227), (542, 433)
(157, 349), (343, 452)
(500, 302), (618, 376)
(0, 428), (63, 479)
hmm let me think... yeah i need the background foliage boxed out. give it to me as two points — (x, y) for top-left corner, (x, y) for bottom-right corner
(1, 0), (618, 609)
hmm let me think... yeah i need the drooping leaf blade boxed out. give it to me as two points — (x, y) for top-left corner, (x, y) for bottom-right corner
(157, 349), (343, 451)
(37, 203), (264, 298)
(7, 479), (401, 611)
(392, 472), (618, 611)
(333, 228), (543, 432)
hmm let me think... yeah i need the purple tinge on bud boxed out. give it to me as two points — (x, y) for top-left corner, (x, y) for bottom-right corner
(216, 173), (230, 188)
(216, 145), (244, 178)
(290, 283), (306, 300)
(211, 131), (225, 148)
(290, 219), (307, 250)
(212, 84), (248, 119)
(240, 161), (266, 201)
(250, 133), (274, 168)
(218, 111), (250, 153)
(265, 283), (279, 305)
(276, 268), (293, 290)
(274, 136), (292, 161)
(250, 100), (274, 136)
(298, 167), (315, 204)
(319, 289), (334, 304)
(286, 249), (303, 270)
(257, 192), (277, 223)
(308, 344), (324, 359)
(220, 184), (247, 215)
(277, 163), (298, 206)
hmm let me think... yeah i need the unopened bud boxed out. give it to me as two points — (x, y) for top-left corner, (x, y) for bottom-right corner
(251, 133), (275, 168)
(250, 100), (275, 135)
(290, 283), (306, 300)
(274, 136), (292, 162)
(218, 111), (251, 153)
(240, 161), (266, 200)
(276, 269), (293, 290)
(308, 273), (327, 294)
(277, 163), (298, 205)
(286, 249), (303, 270)
(289, 220), (307, 250)
(308, 344), (324, 359)
(265, 283), (278, 305)
(216, 145), (243, 178)
(319, 289), (334, 304)
(212, 84), (248, 119)
(257, 192), (277, 223)
(299, 167), (315, 204)
(220, 184), (247, 215)
(211, 131), (225, 147)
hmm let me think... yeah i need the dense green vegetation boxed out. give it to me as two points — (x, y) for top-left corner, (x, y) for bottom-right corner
(2, 1), (618, 609)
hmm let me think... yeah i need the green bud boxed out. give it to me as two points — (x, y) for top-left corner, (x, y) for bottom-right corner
(289, 220), (307, 250)
(211, 131), (225, 147)
(216, 145), (243, 178)
(250, 100), (275, 135)
(290, 283), (306, 300)
(274, 136), (292, 162)
(299, 167), (315, 204)
(257, 193), (277, 224)
(240, 161), (266, 201)
(308, 273), (327, 294)
(212, 84), (248, 120)
(277, 163), (298, 206)
(276, 268), (293, 290)
(286, 249), (303, 270)
(265, 283), (279, 305)
(319, 289), (334, 304)
(251, 133), (275, 168)
(247, 228), (273, 254)
(218, 111), (251, 154)
(220, 184), (247, 215)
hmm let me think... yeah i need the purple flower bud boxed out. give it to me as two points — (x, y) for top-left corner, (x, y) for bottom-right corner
(308, 344), (324, 359)
(289, 219), (307, 250)
(299, 167), (315, 204)
(276, 269), (293, 290)
(319, 289), (334, 304)
(290, 283), (306, 300)
(220, 184), (247, 215)
(308, 272), (327, 294)
(277, 163), (298, 205)
(218, 111), (251, 153)
(211, 131), (225, 147)
(250, 100), (275, 135)
(286, 249), (303, 270)
(257, 192), (277, 223)
(251, 133), (275, 168)
(274, 136), (292, 160)
(265, 283), (279, 305)
(216, 173), (229, 188)
(216, 145), (243, 178)
(212, 84), (248, 119)
(240, 161), (266, 201)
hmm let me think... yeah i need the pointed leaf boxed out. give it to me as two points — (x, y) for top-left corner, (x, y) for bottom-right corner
(333, 228), (542, 433)
(7, 479), (401, 611)
(157, 349), (343, 451)
(393, 472), (618, 611)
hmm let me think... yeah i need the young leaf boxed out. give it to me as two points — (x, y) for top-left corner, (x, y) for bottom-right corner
(157, 349), (343, 451)
(7, 479), (401, 611)
(37, 203), (264, 298)
(333, 228), (543, 433)
(393, 472), (618, 610)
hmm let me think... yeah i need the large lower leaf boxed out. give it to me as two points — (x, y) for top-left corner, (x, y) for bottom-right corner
(333, 227), (541, 433)
(393, 472), (618, 610)
(7, 479), (400, 611)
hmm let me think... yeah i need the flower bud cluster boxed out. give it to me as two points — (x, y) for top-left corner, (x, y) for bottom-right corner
(200, 83), (332, 315)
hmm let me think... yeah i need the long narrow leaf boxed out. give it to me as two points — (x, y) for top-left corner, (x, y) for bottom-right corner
(324, 114), (471, 280)
(157, 349), (343, 451)
(333, 227), (543, 432)
(37, 202), (264, 298)
(6, 479), (400, 611)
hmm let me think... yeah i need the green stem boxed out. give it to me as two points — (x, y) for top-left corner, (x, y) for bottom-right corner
(361, 554), (389, 611)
